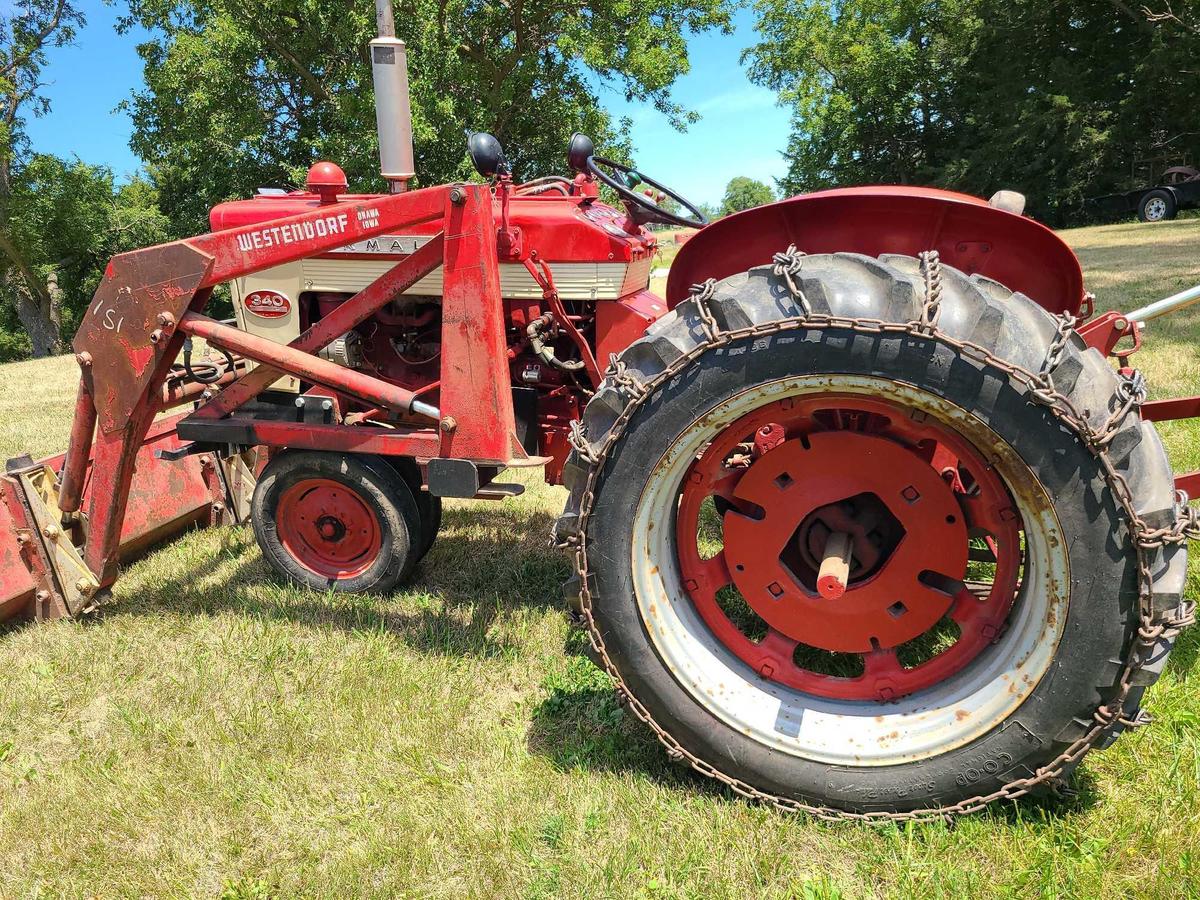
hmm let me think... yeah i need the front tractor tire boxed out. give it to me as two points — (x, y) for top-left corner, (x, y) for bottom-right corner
(556, 253), (1189, 817)
(252, 450), (423, 594)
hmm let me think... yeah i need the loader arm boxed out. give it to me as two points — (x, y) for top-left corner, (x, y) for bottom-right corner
(2, 183), (523, 620)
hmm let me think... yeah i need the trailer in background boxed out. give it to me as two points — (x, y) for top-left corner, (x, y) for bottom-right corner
(1090, 166), (1200, 222)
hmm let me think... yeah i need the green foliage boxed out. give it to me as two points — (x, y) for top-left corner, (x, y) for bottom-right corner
(0, 0), (85, 175)
(120, 0), (734, 234)
(0, 0), (88, 357)
(720, 175), (775, 214)
(745, 0), (1200, 224)
(0, 156), (170, 361)
(745, 0), (970, 190)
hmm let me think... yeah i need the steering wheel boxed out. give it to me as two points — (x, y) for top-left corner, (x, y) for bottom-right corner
(567, 133), (709, 229)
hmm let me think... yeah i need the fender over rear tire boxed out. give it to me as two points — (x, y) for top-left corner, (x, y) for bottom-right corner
(557, 252), (1188, 815)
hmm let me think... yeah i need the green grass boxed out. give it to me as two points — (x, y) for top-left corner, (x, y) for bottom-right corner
(0, 220), (1198, 898)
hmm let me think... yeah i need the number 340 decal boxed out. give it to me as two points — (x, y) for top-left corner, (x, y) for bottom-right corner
(244, 289), (292, 319)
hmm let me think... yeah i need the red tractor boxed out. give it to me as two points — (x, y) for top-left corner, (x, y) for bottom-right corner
(0, 14), (1196, 821)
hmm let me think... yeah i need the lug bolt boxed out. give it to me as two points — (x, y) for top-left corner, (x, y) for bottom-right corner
(75, 579), (95, 597)
(156, 312), (176, 328)
(449, 186), (467, 205)
(440, 416), (458, 434)
(212, 502), (225, 513)
(16, 531), (31, 546)
(75, 351), (92, 368)
(149, 329), (165, 344)
(1115, 317), (1128, 332)
(35, 590), (50, 603)
(42, 524), (60, 541)
(199, 456), (212, 468)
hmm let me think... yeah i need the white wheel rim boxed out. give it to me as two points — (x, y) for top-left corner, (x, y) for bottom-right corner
(630, 375), (1069, 767)
(1146, 198), (1167, 221)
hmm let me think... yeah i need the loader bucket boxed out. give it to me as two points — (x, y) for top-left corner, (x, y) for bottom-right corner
(0, 412), (254, 623)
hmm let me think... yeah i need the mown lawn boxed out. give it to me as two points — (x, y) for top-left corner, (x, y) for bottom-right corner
(0, 218), (1197, 899)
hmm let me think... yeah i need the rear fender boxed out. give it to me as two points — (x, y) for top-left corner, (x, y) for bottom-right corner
(667, 187), (1085, 316)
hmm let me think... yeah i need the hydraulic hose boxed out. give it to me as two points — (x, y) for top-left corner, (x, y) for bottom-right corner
(182, 335), (238, 384)
(526, 312), (585, 372)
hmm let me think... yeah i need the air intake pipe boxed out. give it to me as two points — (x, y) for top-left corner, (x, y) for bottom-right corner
(372, 0), (416, 192)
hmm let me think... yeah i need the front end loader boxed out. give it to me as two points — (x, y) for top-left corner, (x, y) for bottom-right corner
(1, 3), (1196, 820)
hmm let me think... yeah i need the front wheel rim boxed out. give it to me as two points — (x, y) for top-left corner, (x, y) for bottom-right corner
(1146, 198), (1167, 220)
(631, 375), (1069, 766)
(276, 478), (383, 579)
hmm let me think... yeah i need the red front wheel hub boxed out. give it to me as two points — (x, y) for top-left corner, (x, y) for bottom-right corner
(276, 478), (383, 580)
(676, 394), (1023, 702)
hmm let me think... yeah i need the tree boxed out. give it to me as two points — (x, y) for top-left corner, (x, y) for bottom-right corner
(0, 0), (85, 356)
(744, 0), (973, 195)
(120, 0), (734, 234)
(0, 156), (170, 362)
(720, 176), (775, 215)
(934, 0), (1199, 221)
(744, 0), (1200, 224)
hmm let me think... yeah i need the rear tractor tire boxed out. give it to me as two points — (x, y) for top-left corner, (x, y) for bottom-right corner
(556, 252), (1189, 817)
(252, 450), (423, 594)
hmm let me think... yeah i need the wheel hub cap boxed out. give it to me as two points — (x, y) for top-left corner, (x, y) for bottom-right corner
(723, 431), (968, 654)
(676, 394), (1023, 702)
(277, 478), (382, 579)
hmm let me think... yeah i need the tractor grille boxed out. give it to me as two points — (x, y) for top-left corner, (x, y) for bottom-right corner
(300, 256), (651, 301)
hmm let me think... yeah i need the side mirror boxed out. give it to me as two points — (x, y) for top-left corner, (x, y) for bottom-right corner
(567, 133), (595, 173)
(468, 131), (509, 178)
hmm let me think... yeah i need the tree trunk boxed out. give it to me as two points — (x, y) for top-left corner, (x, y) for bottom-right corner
(13, 285), (61, 357)
(0, 231), (62, 357)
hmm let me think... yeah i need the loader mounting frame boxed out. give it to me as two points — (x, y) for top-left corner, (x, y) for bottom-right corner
(1, 183), (534, 621)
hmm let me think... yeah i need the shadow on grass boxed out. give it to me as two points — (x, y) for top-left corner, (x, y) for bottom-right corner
(70, 504), (571, 659)
(525, 634), (1104, 823)
(525, 635), (731, 801)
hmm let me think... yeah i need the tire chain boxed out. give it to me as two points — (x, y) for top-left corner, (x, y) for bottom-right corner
(556, 248), (1197, 822)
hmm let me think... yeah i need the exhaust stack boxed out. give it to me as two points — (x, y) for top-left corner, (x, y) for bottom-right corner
(371, 0), (416, 192)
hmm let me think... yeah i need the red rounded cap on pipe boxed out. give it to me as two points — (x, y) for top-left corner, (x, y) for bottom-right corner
(305, 161), (348, 203)
(817, 573), (847, 600)
(816, 531), (853, 600)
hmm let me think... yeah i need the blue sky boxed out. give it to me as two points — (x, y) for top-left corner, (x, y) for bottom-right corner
(23, 3), (792, 207)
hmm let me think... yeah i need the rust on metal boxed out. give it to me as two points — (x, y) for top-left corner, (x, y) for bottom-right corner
(193, 232), (445, 421)
(178, 312), (431, 417)
(58, 380), (97, 516)
(74, 242), (215, 436)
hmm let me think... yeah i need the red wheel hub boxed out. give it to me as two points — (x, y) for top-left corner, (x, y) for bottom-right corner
(276, 478), (382, 579)
(676, 394), (1023, 702)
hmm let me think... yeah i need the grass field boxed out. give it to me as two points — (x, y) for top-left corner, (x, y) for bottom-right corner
(0, 219), (1198, 898)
